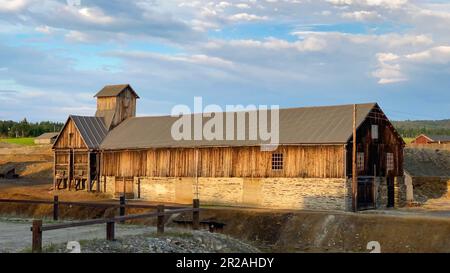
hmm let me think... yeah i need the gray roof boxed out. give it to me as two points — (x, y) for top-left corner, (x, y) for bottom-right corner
(404, 148), (450, 177)
(428, 135), (450, 142)
(94, 84), (140, 98)
(100, 103), (377, 150)
(35, 132), (59, 140)
(70, 115), (108, 149)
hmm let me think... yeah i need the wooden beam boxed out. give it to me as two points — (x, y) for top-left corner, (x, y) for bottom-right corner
(87, 152), (91, 192)
(53, 151), (57, 191)
(352, 104), (358, 212)
(97, 153), (101, 192)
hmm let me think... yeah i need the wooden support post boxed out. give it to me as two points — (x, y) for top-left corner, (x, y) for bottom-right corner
(53, 195), (59, 221)
(123, 177), (126, 197)
(352, 104), (358, 212)
(67, 151), (71, 191)
(32, 220), (42, 253)
(119, 194), (126, 223)
(193, 199), (200, 230)
(53, 151), (56, 191)
(157, 205), (165, 234)
(87, 152), (91, 192)
(137, 178), (141, 199)
(106, 221), (115, 241)
(103, 175), (107, 193)
(97, 153), (101, 193)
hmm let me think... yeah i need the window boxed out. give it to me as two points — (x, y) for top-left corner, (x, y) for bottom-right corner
(386, 153), (394, 172)
(357, 152), (365, 172)
(371, 125), (379, 140)
(272, 153), (283, 171)
(69, 133), (74, 146)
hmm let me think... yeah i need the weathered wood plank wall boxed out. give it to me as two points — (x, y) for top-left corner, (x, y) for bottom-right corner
(53, 119), (87, 149)
(101, 145), (346, 178)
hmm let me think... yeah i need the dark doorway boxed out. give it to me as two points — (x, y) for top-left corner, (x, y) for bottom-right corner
(358, 177), (375, 210)
(387, 174), (395, 208)
(89, 153), (98, 191)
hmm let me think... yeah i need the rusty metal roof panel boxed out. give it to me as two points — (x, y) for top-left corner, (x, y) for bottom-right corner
(70, 115), (108, 149)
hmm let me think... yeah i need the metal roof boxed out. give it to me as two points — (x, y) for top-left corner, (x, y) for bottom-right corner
(35, 132), (59, 140)
(100, 103), (377, 150)
(70, 115), (108, 149)
(94, 84), (140, 98)
(428, 135), (450, 142)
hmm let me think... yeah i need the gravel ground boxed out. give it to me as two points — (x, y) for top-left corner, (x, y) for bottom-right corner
(44, 229), (260, 253)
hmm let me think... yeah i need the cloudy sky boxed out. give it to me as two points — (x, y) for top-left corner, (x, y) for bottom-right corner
(0, 0), (449, 122)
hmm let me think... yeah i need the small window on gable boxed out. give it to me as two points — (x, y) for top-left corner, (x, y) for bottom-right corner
(371, 125), (379, 140)
(69, 132), (74, 146)
(272, 153), (283, 171)
(386, 153), (394, 172)
(357, 152), (365, 172)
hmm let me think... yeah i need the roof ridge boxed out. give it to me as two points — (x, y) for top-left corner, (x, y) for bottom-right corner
(127, 102), (377, 120)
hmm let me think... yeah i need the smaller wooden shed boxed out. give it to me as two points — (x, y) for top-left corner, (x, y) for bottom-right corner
(34, 132), (59, 145)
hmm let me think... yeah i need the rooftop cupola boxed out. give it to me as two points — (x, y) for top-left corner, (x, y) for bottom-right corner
(94, 84), (140, 130)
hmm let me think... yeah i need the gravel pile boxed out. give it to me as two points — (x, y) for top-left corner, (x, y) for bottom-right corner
(45, 229), (260, 253)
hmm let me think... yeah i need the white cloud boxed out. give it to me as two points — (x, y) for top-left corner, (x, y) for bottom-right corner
(217, 37), (327, 52)
(327, 0), (408, 9)
(406, 46), (450, 64)
(235, 3), (250, 9)
(76, 7), (115, 25)
(372, 52), (407, 84)
(341, 10), (380, 21)
(0, 0), (28, 12)
(228, 13), (268, 21)
(35, 25), (53, 34)
(65, 30), (93, 43)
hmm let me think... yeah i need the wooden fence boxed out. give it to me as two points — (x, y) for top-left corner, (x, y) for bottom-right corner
(0, 196), (199, 253)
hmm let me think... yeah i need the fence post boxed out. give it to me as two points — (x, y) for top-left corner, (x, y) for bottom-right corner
(157, 205), (165, 234)
(106, 221), (115, 241)
(193, 199), (200, 230)
(53, 195), (59, 221)
(119, 194), (126, 223)
(32, 220), (42, 253)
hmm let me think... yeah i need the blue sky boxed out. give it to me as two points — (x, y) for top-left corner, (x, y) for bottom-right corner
(0, 0), (449, 122)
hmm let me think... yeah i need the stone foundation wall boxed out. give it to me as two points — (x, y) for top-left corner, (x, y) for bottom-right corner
(345, 176), (406, 209)
(394, 176), (407, 207)
(104, 176), (349, 211)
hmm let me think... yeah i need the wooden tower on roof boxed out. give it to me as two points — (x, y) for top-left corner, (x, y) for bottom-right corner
(95, 84), (140, 131)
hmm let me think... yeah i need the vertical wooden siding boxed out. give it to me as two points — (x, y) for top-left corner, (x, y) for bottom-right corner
(101, 145), (346, 178)
(53, 119), (87, 149)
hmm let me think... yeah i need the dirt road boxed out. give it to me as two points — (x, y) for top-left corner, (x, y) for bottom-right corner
(0, 217), (154, 253)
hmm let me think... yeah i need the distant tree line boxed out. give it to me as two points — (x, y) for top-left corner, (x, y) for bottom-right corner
(392, 119), (450, 138)
(0, 119), (64, 138)
(395, 127), (450, 138)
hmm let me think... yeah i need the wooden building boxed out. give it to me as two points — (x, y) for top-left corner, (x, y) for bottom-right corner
(53, 84), (406, 211)
(34, 132), (59, 145)
(411, 134), (450, 145)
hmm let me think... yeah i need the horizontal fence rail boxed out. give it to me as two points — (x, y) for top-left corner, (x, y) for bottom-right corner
(0, 196), (200, 253)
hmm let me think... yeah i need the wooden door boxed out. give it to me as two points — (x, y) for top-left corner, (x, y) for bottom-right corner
(387, 174), (395, 208)
(357, 177), (375, 210)
(114, 177), (135, 199)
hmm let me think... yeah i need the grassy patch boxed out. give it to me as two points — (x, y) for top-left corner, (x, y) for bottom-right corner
(0, 137), (35, 146)
(403, 137), (414, 144)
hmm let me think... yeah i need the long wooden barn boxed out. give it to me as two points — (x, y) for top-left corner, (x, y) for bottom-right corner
(53, 84), (406, 211)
